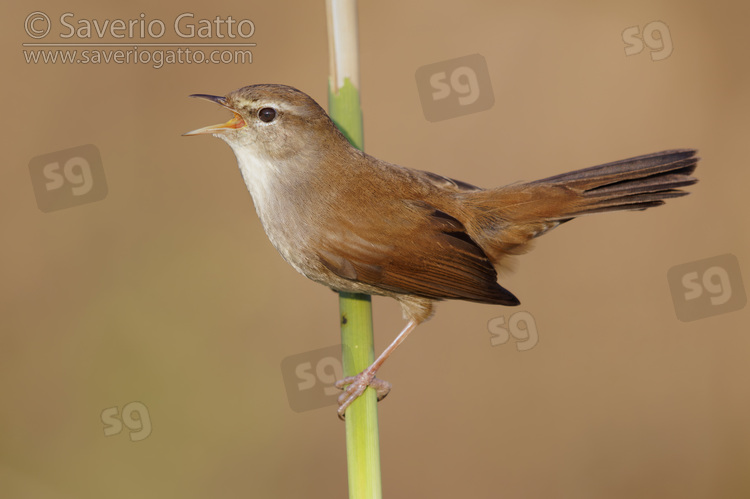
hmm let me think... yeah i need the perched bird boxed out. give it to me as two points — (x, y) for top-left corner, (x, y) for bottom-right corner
(185, 84), (698, 418)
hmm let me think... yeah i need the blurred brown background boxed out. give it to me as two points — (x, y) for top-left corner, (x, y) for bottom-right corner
(2, 0), (749, 497)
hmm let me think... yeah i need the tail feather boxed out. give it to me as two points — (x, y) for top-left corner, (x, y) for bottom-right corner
(465, 149), (699, 268)
(529, 149), (697, 187)
(585, 172), (695, 198)
(528, 149), (698, 218)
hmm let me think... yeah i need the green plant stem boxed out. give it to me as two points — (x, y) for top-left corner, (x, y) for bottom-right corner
(338, 292), (381, 499)
(328, 75), (383, 498)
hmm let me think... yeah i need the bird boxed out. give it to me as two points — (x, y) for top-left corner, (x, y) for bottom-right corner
(185, 83), (699, 418)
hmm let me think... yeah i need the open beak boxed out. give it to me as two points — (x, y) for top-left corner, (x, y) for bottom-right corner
(183, 94), (247, 136)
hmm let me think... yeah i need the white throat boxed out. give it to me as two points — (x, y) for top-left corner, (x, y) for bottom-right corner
(224, 140), (281, 218)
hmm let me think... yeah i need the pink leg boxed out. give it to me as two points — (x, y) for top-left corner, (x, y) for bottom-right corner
(335, 319), (419, 419)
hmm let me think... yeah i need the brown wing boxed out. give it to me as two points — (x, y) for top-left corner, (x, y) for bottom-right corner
(316, 199), (519, 306)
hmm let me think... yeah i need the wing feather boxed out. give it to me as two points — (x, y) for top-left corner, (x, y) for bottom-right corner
(317, 201), (519, 306)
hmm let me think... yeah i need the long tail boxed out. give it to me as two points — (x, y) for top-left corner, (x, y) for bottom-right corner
(466, 149), (699, 265)
(526, 148), (698, 217)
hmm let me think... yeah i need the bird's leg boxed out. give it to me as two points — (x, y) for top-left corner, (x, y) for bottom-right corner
(335, 319), (420, 419)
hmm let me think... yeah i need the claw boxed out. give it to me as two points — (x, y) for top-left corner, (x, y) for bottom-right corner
(333, 319), (418, 419)
(335, 372), (392, 419)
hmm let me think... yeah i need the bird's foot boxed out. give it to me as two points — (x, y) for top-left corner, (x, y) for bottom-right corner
(335, 370), (391, 420)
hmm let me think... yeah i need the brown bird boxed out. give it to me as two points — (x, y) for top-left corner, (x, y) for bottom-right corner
(185, 84), (699, 418)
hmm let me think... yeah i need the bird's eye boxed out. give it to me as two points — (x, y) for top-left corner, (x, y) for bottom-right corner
(258, 107), (277, 123)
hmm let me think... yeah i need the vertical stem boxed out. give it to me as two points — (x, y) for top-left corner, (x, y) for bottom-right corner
(337, 292), (381, 499)
(326, 1), (383, 499)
